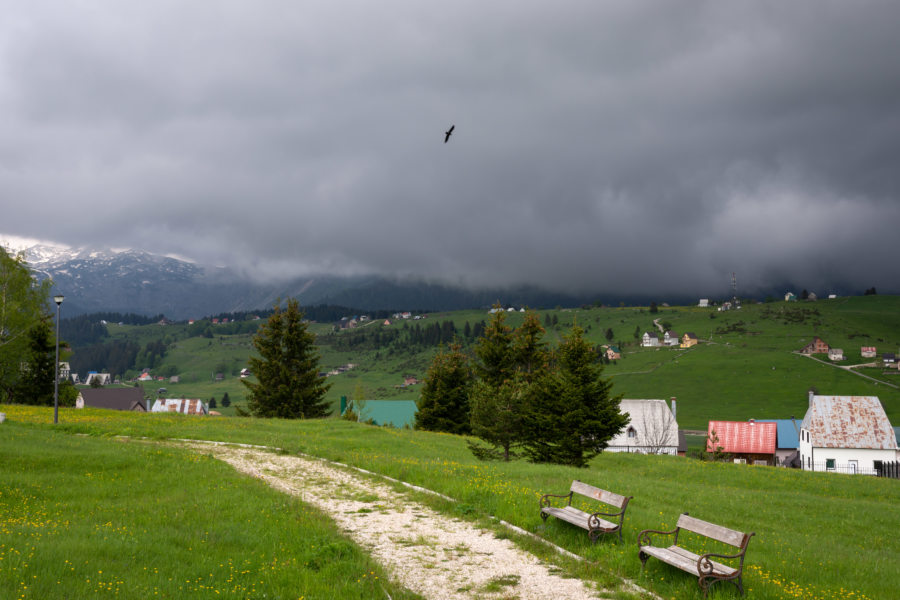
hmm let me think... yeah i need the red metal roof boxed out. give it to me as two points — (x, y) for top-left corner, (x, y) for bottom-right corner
(707, 420), (777, 454)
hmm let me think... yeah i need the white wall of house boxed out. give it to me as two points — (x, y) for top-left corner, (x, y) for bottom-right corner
(800, 432), (895, 474)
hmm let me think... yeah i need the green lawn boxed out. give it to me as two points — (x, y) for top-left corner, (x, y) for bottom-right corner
(0, 420), (421, 600)
(3, 405), (898, 600)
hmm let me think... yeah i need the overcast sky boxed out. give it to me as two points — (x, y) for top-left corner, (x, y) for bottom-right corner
(2, 1), (899, 297)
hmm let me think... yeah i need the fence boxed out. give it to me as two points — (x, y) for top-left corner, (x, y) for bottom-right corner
(876, 461), (900, 479)
(809, 461), (900, 479)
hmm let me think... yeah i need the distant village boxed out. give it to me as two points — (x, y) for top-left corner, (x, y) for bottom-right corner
(66, 293), (900, 479)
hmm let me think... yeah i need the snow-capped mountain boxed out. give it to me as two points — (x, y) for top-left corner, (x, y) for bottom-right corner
(3, 241), (604, 319)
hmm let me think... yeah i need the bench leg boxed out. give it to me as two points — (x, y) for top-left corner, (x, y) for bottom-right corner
(638, 550), (649, 569)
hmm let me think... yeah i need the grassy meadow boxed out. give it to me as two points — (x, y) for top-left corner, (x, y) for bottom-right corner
(2, 404), (898, 600)
(0, 418), (421, 600)
(100, 295), (900, 429)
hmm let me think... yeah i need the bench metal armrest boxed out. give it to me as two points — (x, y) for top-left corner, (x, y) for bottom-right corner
(637, 527), (677, 548)
(697, 531), (755, 574)
(539, 491), (573, 510)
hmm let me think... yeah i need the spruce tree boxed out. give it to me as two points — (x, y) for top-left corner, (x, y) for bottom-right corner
(13, 320), (56, 405)
(242, 299), (331, 418)
(415, 342), (471, 434)
(523, 324), (628, 467)
(468, 307), (521, 460)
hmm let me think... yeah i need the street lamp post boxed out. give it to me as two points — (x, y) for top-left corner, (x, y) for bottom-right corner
(53, 294), (64, 424)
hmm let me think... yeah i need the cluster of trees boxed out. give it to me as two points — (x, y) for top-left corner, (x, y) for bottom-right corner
(0, 248), (77, 406)
(415, 308), (629, 467)
(321, 320), (464, 353)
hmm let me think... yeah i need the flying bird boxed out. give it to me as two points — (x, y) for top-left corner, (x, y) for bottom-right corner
(444, 124), (455, 143)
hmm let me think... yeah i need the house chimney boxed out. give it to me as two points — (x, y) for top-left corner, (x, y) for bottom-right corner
(670, 397), (677, 419)
(808, 389), (815, 406)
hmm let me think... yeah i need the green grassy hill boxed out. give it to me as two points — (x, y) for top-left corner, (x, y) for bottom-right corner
(84, 296), (900, 428)
(2, 406), (898, 600)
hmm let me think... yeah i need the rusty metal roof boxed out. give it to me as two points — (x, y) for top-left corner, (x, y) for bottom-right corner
(707, 420), (777, 454)
(801, 396), (896, 450)
(151, 398), (208, 415)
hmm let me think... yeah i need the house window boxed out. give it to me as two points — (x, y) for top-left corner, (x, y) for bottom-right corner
(825, 458), (836, 471)
(874, 460), (884, 476)
(626, 427), (636, 439)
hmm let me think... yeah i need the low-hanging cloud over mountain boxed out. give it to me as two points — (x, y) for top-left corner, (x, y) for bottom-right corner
(2, 1), (899, 298)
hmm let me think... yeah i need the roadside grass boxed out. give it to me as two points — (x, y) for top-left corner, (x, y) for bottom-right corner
(0, 422), (421, 600)
(4, 405), (898, 600)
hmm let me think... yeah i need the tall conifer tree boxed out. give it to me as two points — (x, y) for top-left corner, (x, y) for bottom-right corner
(523, 324), (628, 467)
(415, 342), (471, 434)
(243, 298), (330, 418)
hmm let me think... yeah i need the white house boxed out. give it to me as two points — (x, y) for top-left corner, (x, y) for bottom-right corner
(607, 399), (680, 455)
(641, 332), (660, 347)
(828, 348), (844, 361)
(84, 371), (112, 386)
(151, 398), (209, 416)
(698, 299), (709, 307)
(663, 331), (679, 346)
(799, 393), (898, 475)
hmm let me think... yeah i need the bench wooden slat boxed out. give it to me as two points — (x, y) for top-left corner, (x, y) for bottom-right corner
(540, 480), (631, 543)
(541, 506), (617, 531)
(676, 514), (747, 548)
(642, 545), (737, 577)
(570, 480), (628, 508)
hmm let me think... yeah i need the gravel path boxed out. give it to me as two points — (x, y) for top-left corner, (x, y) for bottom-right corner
(194, 443), (616, 600)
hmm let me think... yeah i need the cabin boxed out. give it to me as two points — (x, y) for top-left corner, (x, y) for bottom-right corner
(605, 346), (621, 360)
(707, 420), (777, 465)
(800, 337), (830, 355)
(151, 398), (209, 416)
(861, 346), (877, 358)
(799, 393), (898, 475)
(84, 372), (112, 386)
(641, 332), (660, 347)
(756, 419), (802, 467)
(680, 333), (698, 348)
(828, 348), (844, 361)
(77, 388), (147, 412)
(607, 399), (680, 455)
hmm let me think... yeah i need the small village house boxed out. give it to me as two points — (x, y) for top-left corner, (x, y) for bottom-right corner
(607, 399), (680, 455)
(861, 346), (877, 358)
(883, 353), (896, 367)
(757, 419), (802, 467)
(605, 345), (621, 360)
(663, 331), (679, 346)
(799, 393), (898, 475)
(151, 398), (209, 415)
(698, 299), (709, 307)
(785, 292), (797, 301)
(828, 348), (844, 361)
(84, 371), (112, 386)
(800, 337), (830, 355)
(680, 333), (698, 348)
(76, 388), (147, 412)
(641, 332), (660, 347)
(707, 420), (777, 465)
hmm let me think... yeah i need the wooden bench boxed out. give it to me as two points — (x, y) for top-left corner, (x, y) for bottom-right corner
(539, 480), (632, 542)
(638, 513), (755, 596)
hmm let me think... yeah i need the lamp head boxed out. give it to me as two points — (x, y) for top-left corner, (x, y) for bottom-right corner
(54, 295), (65, 306)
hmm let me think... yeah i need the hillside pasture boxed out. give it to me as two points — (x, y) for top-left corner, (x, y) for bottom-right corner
(3, 405), (898, 600)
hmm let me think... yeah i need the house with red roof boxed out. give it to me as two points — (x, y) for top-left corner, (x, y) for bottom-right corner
(706, 420), (777, 465)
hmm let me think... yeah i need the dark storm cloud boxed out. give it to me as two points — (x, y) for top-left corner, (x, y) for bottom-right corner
(2, 1), (899, 296)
